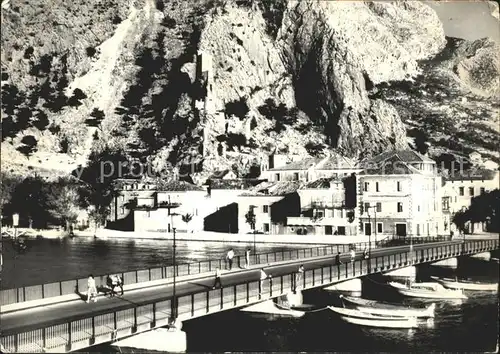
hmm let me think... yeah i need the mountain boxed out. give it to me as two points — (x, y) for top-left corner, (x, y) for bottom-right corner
(1, 0), (499, 180)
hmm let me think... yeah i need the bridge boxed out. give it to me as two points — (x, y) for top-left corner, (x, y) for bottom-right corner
(0, 238), (498, 353)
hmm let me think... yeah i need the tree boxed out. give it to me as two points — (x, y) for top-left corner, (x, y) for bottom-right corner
(0, 174), (22, 215)
(245, 206), (257, 253)
(74, 146), (127, 232)
(182, 213), (193, 232)
(17, 135), (38, 156)
(467, 189), (500, 232)
(8, 176), (51, 228)
(85, 108), (105, 130)
(452, 209), (470, 234)
(45, 178), (80, 230)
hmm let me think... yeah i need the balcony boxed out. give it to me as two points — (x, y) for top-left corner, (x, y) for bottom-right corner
(157, 201), (181, 209)
(287, 216), (352, 226)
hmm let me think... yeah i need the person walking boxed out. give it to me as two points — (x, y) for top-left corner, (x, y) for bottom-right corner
(259, 268), (268, 297)
(245, 248), (251, 269)
(350, 248), (356, 262)
(212, 268), (222, 289)
(335, 251), (343, 265)
(294, 264), (305, 293)
(116, 274), (124, 296)
(226, 248), (235, 270)
(86, 274), (98, 303)
(363, 247), (369, 259)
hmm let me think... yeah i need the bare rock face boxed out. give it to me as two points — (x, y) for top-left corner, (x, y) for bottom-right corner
(453, 38), (500, 98)
(278, 0), (447, 157)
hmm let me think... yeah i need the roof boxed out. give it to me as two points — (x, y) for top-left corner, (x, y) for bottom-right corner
(156, 180), (205, 192)
(359, 155), (422, 175)
(444, 169), (498, 182)
(209, 179), (265, 190)
(267, 153), (356, 172)
(241, 181), (303, 196)
(301, 177), (343, 189)
(362, 150), (435, 166)
(267, 157), (320, 171)
(208, 170), (237, 179)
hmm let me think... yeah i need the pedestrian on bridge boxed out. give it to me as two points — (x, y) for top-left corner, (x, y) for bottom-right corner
(363, 248), (369, 259)
(350, 249), (356, 262)
(212, 268), (222, 289)
(245, 248), (251, 269)
(293, 265), (304, 293)
(86, 274), (98, 303)
(226, 248), (235, 270)
(259, 268), (269, 297)
(335, 251), (342, 265)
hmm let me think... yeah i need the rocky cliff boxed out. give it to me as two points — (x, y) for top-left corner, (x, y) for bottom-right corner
(1, 0), (499, 180)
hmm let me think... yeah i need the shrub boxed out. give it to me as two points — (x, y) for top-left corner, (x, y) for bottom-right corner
(225, 97), (249, 120)
(86, 47), (97, 57)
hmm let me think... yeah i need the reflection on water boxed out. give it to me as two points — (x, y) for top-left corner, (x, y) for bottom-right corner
(1, 237), (324, 288)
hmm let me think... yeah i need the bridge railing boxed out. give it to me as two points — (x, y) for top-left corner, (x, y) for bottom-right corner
(1, 240), (379, 306)
(1, 238), (497, 353)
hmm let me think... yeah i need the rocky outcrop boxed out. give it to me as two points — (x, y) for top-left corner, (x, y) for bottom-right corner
(278, 0), (447, 157)
(453, 38), (500, 98)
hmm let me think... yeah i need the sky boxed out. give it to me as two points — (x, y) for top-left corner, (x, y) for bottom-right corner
(424, 1), (500, 43)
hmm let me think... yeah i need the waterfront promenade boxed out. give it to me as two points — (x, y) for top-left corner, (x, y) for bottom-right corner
(1, 238), (497, 353)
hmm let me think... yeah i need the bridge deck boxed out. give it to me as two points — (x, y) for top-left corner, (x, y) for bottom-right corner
(1, 239), (497, 353)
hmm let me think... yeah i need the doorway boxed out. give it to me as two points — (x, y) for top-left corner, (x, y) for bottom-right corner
(364, 223), (372, 236)
(395, 223), (407, 237)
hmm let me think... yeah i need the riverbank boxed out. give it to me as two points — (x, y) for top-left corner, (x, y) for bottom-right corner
(2, 227), (498, 245)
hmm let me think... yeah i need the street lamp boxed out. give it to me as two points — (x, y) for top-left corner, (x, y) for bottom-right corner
(170, 212), (179, 329)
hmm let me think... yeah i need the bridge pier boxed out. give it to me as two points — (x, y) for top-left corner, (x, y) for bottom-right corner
(111, 325), (187, 353)
(470, 252), (491, 261)
(430, 257), (458, 268)
(323, 278), (362, 296)
(384, 266), (417, 281)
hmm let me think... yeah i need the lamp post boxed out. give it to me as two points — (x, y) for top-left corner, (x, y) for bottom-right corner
(170, 213), (179, 328)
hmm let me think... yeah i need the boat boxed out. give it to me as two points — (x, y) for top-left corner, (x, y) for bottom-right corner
(339, 295), (435, 318)
(430, 276), (498, 291)
(327, 306), (418, 329)
(240, 300), (305, 318)
(491, 258), (499, 263)
(388, 281), (467, 299)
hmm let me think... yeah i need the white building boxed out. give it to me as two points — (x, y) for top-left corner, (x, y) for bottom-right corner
(357, 150), (444, 238)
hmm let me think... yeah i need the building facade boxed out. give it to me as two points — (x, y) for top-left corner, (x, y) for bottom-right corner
(286, 178), (357, 236)
(357, 150), (444, 239)
(441, 169), (499, 233)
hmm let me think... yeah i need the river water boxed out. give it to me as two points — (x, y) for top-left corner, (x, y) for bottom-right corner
(2, 237), (498, 352)
(1, 236), (324, 288)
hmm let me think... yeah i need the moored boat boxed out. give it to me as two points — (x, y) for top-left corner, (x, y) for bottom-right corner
(240, 300), (305, 318)
(388, 281), (467, 299)
(430, 276), (498, 291)
(339, 295), (435, 318)
(328, 306), (418, 329)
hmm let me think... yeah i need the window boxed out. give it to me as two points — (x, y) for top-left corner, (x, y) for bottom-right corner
(377, 223), (383, 233)
(469, 187), (474, 196)
(364, 182), (369, 192)
(375, 182), (379, 192)
(293, 172), (299, 181)
(316, 211), (324, 218)
(275, 173), (280, 182)
(397, 181), (401, 192)
(480, 187), (485, 195)
(325, 225), (333, 235)
(337, 226), (346, 235)
(376, 202), (382, 213)
(263, 205), (269, 213)
(397, 202), (403, 213)
(263, 223), (270, 232)
(459, 187), (464, 196)
(364, 203), (370, 213)
(417, 205), (420, 212)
